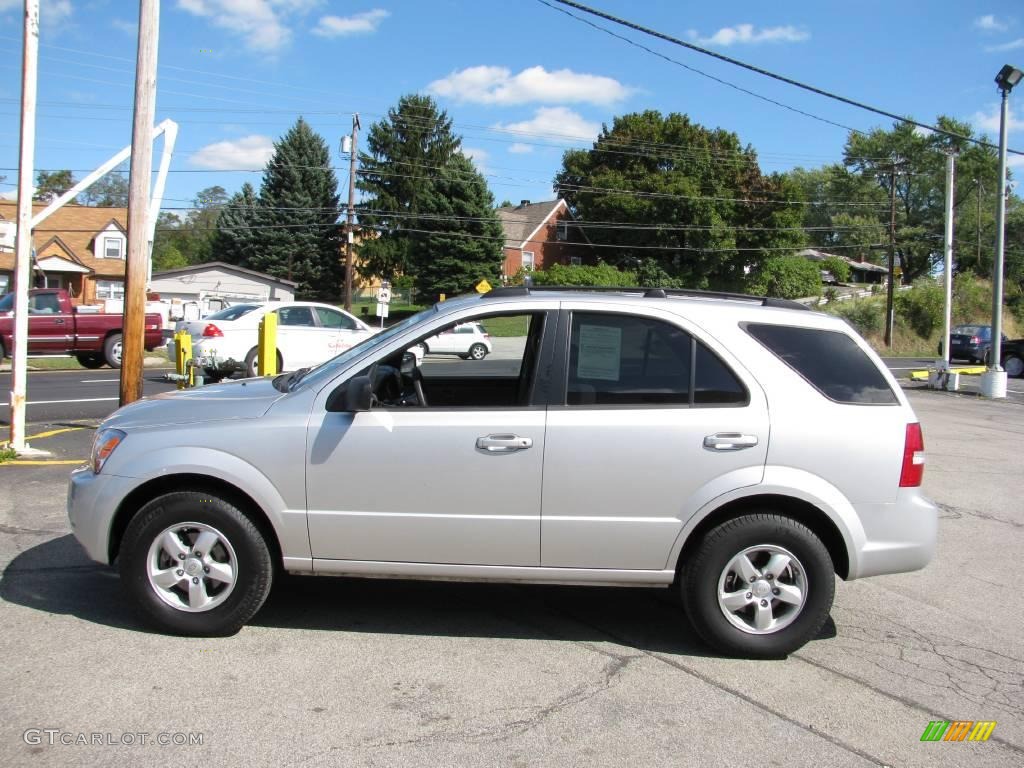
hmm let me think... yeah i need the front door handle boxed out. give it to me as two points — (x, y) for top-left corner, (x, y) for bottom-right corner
(54, 318), (65, 325)
(476, 434), (533, 452)
(704, 433), (759, 451)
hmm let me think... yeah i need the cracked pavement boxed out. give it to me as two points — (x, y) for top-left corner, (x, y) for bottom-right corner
(1, 390), (1022, 767)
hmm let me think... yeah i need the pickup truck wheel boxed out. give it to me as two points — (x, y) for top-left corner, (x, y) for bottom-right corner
(75, 353), (104, 369)
(1004, 354), (1024, 378)
(680, 513), (834, 659)
(244, 346), (282, 378)
(104, 333), (123, 368)
(118, 491), (273, 636)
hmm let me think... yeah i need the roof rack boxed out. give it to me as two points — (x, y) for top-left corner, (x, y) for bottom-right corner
(481, 284), (811, 311)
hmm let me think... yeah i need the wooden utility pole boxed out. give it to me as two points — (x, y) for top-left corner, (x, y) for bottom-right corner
(9, 0), (40, 453)
(344, 113), (360, 313)
(976, 179), (983, 271)
(120, 0), (159, 407)
(884, 160), (898, 348)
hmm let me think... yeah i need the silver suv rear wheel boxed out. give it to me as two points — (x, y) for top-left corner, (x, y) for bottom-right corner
(717, 544), (807, 634)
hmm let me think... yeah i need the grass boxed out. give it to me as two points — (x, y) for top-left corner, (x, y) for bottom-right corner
(0, 447), (17, 464)
(479, 315), (530, 338)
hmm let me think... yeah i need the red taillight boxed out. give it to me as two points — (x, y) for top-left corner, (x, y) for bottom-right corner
(202, 323), (223, 337)
(900, 422), (925, 487)
(970, 336), (980, 344)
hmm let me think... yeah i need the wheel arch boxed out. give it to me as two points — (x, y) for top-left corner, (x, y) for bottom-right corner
(674, 493), (851, 580)
(108, 473), (283, 569)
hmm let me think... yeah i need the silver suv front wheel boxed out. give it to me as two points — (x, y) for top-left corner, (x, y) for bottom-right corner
(681, 513), (834, 658)
(120, 491), (274, 636)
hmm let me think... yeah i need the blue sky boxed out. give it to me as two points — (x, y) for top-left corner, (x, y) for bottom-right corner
(1, 0), (1023, 213)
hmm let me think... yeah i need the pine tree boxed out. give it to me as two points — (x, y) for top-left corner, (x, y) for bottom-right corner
(409, 153), (503, 299)
(249, 118), (342, 299)
(357, 94), (462, 280)
(214, 182), (260, 266)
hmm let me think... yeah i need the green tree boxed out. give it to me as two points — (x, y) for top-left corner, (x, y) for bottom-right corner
(746, 256), (821, 299)
(247, 118), (342, 299)
(214, 182), (260, 266)
(77, 165), (129, 206)
(357, 94), (462, 281)
(406, 153), (504, 298)
(554, 110), (806, 291)
(34, 169), (75, 201)
(821, 255), (851, 282)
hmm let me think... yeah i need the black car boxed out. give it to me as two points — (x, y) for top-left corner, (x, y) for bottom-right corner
(996, 339), (1024, 378)
(937, 324), (1007, 364)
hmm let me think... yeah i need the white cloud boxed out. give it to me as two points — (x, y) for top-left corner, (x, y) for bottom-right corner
(189, 135), (274, 170)
(428, 66), (629, 106)
(913, 126), (934, 138)
(971, 104), (1020, 135)
(974, 15), (1008, 32)
(494, 107), (601, 142)
(1008, 154), (1024, 169)
(112, 18), (137, 35)
(690, 23), (809, 46)
(463, 147), (489, 173)
(1, 0), (76, 27)
(508, 143), (533, 154)
(985, 37), (1024, 52)
(175, 0), (320, 52)
(313, 9), (388, 37)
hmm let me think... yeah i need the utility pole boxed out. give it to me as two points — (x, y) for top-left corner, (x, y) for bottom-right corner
(344, 113), (360, 313)
(884, 157), (900, 348)
(120, 0), (159, 407)
(9, 0), (39, 453)
(940, 151), (956, 368)
(975, 179), (983, 272)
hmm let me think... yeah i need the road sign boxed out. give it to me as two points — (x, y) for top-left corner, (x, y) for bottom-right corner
(475, 279), (492, 294)
(376, 302), (389, 318)
(378, 281), (391, 304)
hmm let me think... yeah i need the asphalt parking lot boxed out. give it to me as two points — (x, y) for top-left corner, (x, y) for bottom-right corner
(0, 389), (1021, 767)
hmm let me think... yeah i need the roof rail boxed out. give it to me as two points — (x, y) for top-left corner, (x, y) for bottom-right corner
(482, 284), (810, 311)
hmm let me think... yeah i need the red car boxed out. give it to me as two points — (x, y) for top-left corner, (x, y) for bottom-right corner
(0, 288), (163, 368)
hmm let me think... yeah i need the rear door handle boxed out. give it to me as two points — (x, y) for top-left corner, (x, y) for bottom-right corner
(704, 433), (759, 451)
(476, 434), (533, 452)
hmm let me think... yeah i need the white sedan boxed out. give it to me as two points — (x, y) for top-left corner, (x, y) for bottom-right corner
(169, 301), (376, 380)
(412, 322), (492, 364)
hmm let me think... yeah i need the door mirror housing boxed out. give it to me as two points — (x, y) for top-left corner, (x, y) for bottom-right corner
(326, 375), (373, 412)
(400, 351), (418, 375)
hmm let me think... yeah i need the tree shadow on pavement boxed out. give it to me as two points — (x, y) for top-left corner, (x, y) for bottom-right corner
(1, 537), (837, 657)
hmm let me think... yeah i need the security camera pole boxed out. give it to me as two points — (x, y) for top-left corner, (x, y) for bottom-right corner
(982, 63), (1023, 399)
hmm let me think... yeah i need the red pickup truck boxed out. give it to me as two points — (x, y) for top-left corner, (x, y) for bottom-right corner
(0, 288), (163, 369)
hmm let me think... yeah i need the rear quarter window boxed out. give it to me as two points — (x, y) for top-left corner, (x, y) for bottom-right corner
(745, 323), (897, 405)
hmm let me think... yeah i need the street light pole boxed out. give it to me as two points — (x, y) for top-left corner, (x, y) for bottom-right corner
(982, 64), (1023, 399)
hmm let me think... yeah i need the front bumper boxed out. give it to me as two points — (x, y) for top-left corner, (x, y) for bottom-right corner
(67, 468), (138, 565)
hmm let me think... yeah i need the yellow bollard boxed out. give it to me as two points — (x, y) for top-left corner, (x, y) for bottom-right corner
(258, 312), (278, 376)
(174, 330), (193, 390)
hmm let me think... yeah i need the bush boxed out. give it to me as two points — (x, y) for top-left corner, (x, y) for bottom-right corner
(746, 257), (822, 300)
(824, 287), (839, 303)
(822, 256), (851, 283)
(529, 262), (639, 287)
(952, 273), (990, 321)
(829, 298), (884, 336)
(895, 278), (944, 338)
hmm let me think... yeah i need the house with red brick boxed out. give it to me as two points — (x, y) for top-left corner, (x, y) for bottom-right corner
(0, 200), (128, 305)
(496, 199), (591, 281)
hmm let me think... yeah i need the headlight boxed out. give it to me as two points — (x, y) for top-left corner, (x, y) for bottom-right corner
(90, 428), (126, 474)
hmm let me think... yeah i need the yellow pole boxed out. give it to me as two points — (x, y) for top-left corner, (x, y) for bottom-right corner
(174, 330), (192, 390)
(258, 312), (278, 376)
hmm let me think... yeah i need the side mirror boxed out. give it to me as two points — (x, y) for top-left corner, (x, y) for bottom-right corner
(325, 374), (373, 412)
(401, 351), (418, 375)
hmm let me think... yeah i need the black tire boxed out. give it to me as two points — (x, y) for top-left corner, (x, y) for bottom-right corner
(468, 343), (488, 361)
(118, 491), (274, 636)
(244, 346), (283, 378)
(103, 333), (123, 369)
(75, 353), (105, 369)
(203, 368), (227, 383)
(1004, 354), (1024, 378)
(680, 513), (835, 659)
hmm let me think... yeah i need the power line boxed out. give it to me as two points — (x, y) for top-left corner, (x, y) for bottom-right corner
(543, 0), (1024, 157)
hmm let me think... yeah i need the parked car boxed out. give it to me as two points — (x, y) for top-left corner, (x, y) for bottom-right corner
(69, 286), (936, 658)
(416, 322), (492, 361)
(937, 324), (1007, 364)
(994, 339), (1024, 378)
(0, 288), (163, 368)
(167, 301), (376, 380)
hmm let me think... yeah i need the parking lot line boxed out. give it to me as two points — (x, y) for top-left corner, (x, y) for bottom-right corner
(2, 459), (84, 466)
(0, 425), (85, 450)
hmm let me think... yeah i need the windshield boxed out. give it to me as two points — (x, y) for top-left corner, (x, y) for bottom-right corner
(952, 325), (985, 337)
(205, 304), (259, 321)
(0, 293), (11, 312)
(286, 306), (437, 392)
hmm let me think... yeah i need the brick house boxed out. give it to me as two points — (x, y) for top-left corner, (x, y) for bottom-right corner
(0, 201), (128, 305)
(496, 199), (591, 281)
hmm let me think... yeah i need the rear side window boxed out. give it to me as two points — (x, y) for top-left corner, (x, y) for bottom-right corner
(746, 323), (897, 405)
(566, 313), (746, 406)
(206, 304), (258, 321)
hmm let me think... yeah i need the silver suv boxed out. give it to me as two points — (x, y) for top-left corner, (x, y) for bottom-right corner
(68, 287), (937, 657)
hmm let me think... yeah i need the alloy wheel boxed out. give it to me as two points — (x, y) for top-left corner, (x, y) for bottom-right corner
(146, 522), (238, 612)
(717, 544), (807, 634)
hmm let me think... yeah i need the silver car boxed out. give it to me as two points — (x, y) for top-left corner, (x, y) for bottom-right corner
(68, 287), (937, 657)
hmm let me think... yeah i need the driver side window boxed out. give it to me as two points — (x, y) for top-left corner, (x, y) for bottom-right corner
(365, 312), (549, 409)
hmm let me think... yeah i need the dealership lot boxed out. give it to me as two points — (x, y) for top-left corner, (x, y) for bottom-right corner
(0, 390), (1021, 767)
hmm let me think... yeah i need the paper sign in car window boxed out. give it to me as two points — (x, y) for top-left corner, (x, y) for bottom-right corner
(577, 324), (622, 380)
